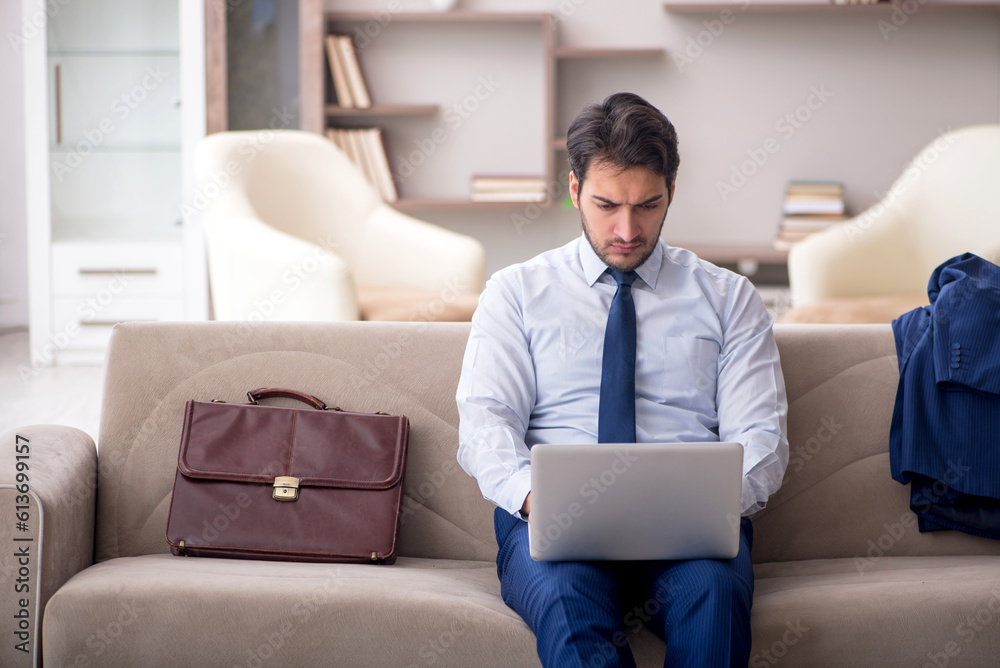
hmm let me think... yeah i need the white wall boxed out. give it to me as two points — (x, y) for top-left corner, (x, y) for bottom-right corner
(3, 0), (998, 327)
(0, 1), (28, 329)
(330, 0), (1000, 277)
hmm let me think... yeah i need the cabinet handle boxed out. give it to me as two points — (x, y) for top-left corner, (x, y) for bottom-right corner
(54, 64), (62, 145)
(78, 268), (158, 276)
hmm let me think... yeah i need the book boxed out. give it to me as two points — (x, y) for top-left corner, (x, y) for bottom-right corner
(324, 128), (345, 152)
(347, 129), (378, 190)
(471, 191), (547, 203)
(783, 198), (844, 216)
(356, 127), (382, 192)
(782, 180), (846, 216)
(339, 128), (361, 170)
(365, 128), (398, 203)
(775, 180), (847, 251)
(785, 181), (844, 196)
(471, 175), (548, 205)
(472, 176), (548, 192)
(324, 35), (354, 108)
(337, 35), (371, 109)
(779, 214), (845, 232)
(326, 127), (398, 203)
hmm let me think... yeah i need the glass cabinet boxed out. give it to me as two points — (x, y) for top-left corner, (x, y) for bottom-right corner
(26, 0), (206, 365)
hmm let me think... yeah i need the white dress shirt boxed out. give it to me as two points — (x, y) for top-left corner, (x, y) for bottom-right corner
(456, 235), (788, 517)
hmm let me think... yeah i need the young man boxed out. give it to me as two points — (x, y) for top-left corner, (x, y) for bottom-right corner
(456, 92), (788, 668)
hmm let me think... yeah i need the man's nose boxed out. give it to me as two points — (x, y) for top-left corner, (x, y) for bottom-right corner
(615, 210), (639, 242)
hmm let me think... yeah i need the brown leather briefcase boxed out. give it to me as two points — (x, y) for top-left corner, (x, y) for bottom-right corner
(166, 388), (409, 564)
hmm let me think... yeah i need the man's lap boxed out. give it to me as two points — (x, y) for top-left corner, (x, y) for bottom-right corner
(493, 507), (754, 636)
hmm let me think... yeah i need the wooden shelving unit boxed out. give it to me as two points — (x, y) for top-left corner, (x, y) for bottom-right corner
(324, 11), (551, 23)
(551, 46), (665, 190)
(394, 198), (549, 213)
(555, 47), (666, 59)
(663, 0), (999, 10)
(302, 10), (671, 210)
(683, 245), (788, 265)
(323, 104), (439, 118)
(316, 11), (556, 211)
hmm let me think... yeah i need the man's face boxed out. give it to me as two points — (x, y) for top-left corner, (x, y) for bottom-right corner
(570, 161), (674, 272)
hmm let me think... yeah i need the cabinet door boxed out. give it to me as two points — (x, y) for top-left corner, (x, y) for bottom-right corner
(26, 0), (207, 366)
(49, 54), (181, 149)
(46, 0), (182, 243)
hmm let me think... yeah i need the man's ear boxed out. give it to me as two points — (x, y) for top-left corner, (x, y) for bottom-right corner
(569, 171), (581, 209)
(667, 175), (677, 206)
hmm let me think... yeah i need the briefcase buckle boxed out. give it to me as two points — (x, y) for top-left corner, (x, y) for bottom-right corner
(273, 476), (300, 501)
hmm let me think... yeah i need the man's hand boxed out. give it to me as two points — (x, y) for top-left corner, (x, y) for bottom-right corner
(521, 492), (531, 520)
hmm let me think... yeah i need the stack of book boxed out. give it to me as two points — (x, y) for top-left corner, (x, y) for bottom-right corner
(470, 176), (548, 203)
(325, 128), (398, 203)
(324, 34), (371, 109)
(773, 181), (847, 251)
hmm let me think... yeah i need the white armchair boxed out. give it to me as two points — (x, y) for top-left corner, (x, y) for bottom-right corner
(194, 130), (486, 322)
(784, 125), (1000, 323)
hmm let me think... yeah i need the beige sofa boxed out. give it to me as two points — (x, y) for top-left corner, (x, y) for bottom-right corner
(3, 321), (1000, 667)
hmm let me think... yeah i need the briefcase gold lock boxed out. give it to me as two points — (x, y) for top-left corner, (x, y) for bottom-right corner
(273, 476), (300, 501)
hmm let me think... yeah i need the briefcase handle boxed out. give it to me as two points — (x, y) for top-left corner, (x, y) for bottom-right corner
(247, 388), (329, 411)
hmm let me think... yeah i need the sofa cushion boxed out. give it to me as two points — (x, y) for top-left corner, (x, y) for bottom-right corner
(751, 556), (1000, 666)
(41, 554), (668, 667)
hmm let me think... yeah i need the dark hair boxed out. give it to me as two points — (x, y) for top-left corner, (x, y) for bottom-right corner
(567, 92), (680, 197)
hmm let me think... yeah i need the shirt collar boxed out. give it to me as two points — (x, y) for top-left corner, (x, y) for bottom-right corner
(578, 233), (663, 290)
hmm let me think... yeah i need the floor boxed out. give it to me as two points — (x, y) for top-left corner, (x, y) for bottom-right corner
(0, 328), (104, 440)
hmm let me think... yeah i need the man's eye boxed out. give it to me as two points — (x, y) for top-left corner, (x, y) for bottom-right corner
(642, 203), (659, 210)
(597, 203), (614, 211)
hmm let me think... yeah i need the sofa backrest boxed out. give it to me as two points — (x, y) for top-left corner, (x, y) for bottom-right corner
(752, 323), (1000, 563)
(95, 321), (1000, 564)
(95, 321), (497, 563)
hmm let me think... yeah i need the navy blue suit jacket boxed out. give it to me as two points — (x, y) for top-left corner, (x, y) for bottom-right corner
(890, 253), (1000, 538)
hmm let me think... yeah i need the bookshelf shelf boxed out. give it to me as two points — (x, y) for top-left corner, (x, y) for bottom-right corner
(325, 11), (552, 24)
(555, 47), (665, 59)
(323, 104), (439, 117)
(394, 197), (553, 212)
(683, 244), (788, 265)
(307, 12), (669, 209)
(315, 11), (553, 208)
(662, 0), (1000, 11)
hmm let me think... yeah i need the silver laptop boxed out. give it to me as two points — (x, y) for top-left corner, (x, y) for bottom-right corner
(528, 442), (743, 561)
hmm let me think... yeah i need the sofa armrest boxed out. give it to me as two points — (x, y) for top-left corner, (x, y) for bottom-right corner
(0, 425), (96, 667)
(205, 216), (360, 321)
(356, 205), (486, 296)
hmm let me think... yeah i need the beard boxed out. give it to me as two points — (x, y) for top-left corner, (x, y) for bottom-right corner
(580, 208), (667, 272)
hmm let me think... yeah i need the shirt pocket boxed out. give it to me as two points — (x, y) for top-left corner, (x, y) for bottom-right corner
(661, 336), (721, 409)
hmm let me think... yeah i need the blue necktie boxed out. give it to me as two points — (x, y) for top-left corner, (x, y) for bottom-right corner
(599, 270), (638, 443)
